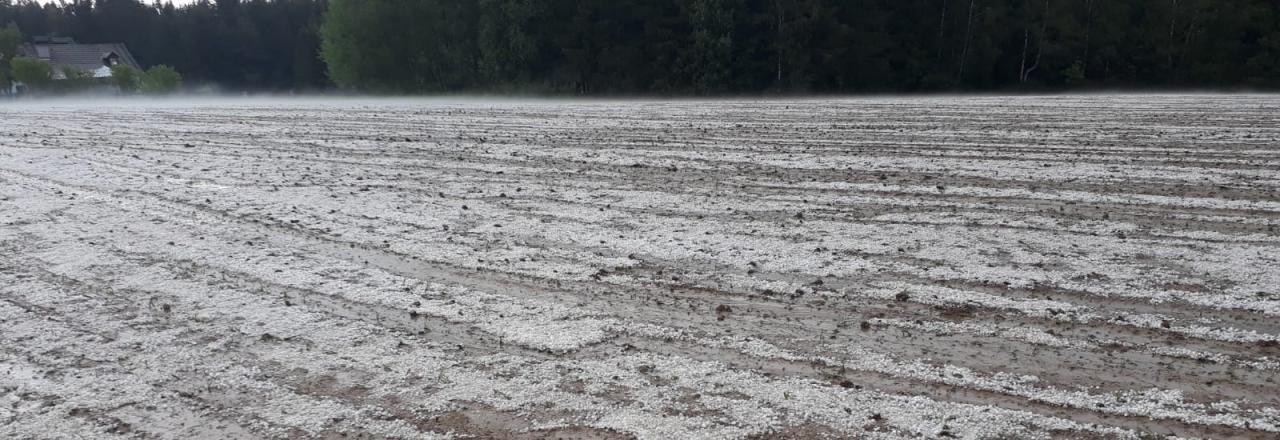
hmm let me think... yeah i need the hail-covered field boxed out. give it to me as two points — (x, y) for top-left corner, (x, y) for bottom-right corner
(0, 95), (1278, 439)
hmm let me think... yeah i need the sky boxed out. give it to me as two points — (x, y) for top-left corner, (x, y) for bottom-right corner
(33, 0), (199, 4)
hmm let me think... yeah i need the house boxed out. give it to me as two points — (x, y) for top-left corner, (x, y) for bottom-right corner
(22, 37), (141, 79)
(10, 37), (141, 94)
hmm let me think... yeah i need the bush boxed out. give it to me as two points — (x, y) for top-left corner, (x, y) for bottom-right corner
(141, 65), (182, 94)
(61, 66), (88, 80)
(1062, 62), (1087, 86)
(110, 64), (142, 93)
(49, 66), (99, 93)
(11, 56), (52, 87)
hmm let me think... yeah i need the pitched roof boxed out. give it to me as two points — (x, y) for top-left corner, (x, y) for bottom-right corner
(19, 42), (141, 73)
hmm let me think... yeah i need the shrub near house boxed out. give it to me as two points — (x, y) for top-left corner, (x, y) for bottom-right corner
(10, 56), (50, 89)
(142, 65), (182, 93)
(107, 64), (184, 94)
(110, 64), (141, 93)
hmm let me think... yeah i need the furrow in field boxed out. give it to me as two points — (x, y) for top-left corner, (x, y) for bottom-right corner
(4, 95), (1279, 439)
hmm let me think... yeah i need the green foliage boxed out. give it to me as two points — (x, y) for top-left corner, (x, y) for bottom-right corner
(1062, 62), (1086, 86)
(318, 0), (379, 90)
(0, 22), (20, 92)
(0, 23), (19, 61)
(10, 55), (51, 86)
(684, 0), (739, 94)
(322, 0), (479, 92)
(142, 65), (182, 93)
(110, 64), (142, 93)
(476, 0), (541, 87)
(49, 66), (101, 93)
(61, 66), (86, 80)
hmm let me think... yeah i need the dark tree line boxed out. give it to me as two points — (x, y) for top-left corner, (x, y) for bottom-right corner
(322, 0), (1280, 94)
(0, 0), (328, 91)
(6, 0), (1280, 94)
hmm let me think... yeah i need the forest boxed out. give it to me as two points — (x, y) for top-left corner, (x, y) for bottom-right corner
(2, 0), (1280, 94)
